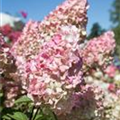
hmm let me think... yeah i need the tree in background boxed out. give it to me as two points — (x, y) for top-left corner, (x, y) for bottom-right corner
(110, 0), (120, 26)
(87, 22), (106, 40)
(110, 0), (120, 57)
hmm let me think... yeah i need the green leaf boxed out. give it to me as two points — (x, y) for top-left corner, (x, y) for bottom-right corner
(0, 106), (3, 112)
(11, 112), (28, 120)
(15, 96), (32, 104)
(34, 114), (43, 120)
(0, 92), (3, 97)
(2, 114), (12, 120)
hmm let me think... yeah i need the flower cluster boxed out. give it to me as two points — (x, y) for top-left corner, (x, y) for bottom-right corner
(0, 24), (21, 44)
(11, 0), (88, 63)
(0, 34), (24, 107)
(81, 31), (116, 68)
(25, 25), (83, 114)
(84, 58), (120, 120)
(105, 64), (117, 78)
(58, 85), (104, 120)
(0, 0), (118, 119)
(9, 0), (104, 117)
(0, 33), (16, 77)
(10, 0), (92, 116)
(0, 78), (22, 107)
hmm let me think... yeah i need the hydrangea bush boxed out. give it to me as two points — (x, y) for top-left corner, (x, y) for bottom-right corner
(0, 0), (120, 120)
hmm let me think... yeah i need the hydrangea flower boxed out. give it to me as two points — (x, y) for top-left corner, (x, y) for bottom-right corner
(81, 31), (116, 68)
(11, 0), (88, 63)
(0, 24), (22, 44)
(1, 0), (118, 119)
(0, 33), (16, 77)
(0, 34), (23, 107)
(10, 0), (89, 114)
(105, 64), (117, 78)
(58, 85), (104, 120)
(24, 25), (83, 114)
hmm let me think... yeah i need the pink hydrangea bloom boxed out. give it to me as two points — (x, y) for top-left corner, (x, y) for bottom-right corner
(108, 83), (116, 92)
(25, 25), (83, 114)
(81, 31), (116, 67)
(0, 33), (9, 48)
(58, 85), (104, 120)
(3, 0), (115, 118)
(10, 0), (88, 114)
(8, 31), (21, 43)
(0, 78), (21, 107)
(0, 34), (24, 107)
(105, 64), (117, 78)
(0, 24), (12, 36)
(11, 0), (88, 64)
(11, 21), (42, 64)
(0, 34), (16, 76)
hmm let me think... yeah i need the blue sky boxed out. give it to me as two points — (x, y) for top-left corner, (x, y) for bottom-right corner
(1, 0), (114, 33)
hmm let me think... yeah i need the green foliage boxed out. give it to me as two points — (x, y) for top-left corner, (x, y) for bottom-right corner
(110, 0), (120, 26)
(13, 21), (25, 31)
(2, 112), (28, 120)
(110, 0), (120, 57)
(87, 22), (106, 40)
(114, 25), (120, 58)
(14, 95), (32, 104)
(113, 25), (120, 45)
(1, 95), (58, 120)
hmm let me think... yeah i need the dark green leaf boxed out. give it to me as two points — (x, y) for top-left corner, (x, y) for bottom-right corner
(11, 112), (28, 120)
(34, 114), (43, 120)
(2, 114), (12, 120)
(15, 96), (32, 104)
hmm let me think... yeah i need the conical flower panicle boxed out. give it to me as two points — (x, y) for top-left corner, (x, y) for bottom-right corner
(81, 31), (116, 69)
(11, 0), (88, 63)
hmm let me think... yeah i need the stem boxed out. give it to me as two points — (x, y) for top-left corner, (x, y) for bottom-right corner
(52, 111), (58, 120)
(29, 105), (35, 120)
(32, 107), (40, 120)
